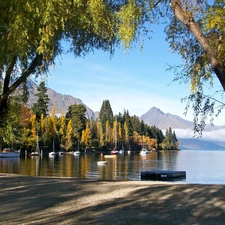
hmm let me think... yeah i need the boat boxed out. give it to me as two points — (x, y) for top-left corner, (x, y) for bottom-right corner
(49, 139), (57, 156)
(140, 148), (149, 155)
(0, 148), (21, 158)
(74, 140), (81, 155)
(140, 136), (149, 155)
(127, 144), (131, 154)
(119, 143), (125, 154)
(110, 148), (119, 154)
(30, 132), (41, 156)
(74, 151), (81, 155)
(110, 119), (119, 154)
(97, 161), (108, 165)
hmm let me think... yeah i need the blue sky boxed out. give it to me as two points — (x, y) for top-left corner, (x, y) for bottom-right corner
(47, 24), (225, 126)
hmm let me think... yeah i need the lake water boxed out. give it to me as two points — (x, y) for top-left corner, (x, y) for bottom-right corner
(1, 150), (225, 184)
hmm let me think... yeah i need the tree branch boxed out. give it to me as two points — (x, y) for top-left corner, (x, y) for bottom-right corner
(170, 0), (225, 91)
(0, 54), (43, 104)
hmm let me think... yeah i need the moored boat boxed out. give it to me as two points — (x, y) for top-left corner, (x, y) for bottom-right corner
(97, 161), (108, 165)
(140, 148), (149, 155)
(140, 136), (149, 154)
(30, 132), (41, 156)
(110, 148), (119, 154)
(49, 139), (57, 156)
(0, 148), (21, 158)
(74, 151), (81, 155)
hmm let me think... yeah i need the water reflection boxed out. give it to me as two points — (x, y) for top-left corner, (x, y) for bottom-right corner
(1, 150), (225, 184)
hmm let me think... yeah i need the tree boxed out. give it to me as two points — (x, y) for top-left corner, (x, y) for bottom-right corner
(2, 0), (224, 134)
(32, 81), (49, 121)
(0, 0), (125, 125)
(66, 104), (87, 149)
(162, 127), (179, 150)
(165, 0), (225, 132)
(99, 100), (114, 132)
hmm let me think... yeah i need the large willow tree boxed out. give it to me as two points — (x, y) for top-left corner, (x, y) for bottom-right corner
(1, 0), (224, 133)
(0, 0), (120, 125)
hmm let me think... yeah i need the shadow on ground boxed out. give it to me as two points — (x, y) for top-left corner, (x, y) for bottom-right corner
(0, 175), (225, 225)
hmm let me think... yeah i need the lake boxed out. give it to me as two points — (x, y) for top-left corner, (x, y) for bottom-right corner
(0, 150), (225, 184)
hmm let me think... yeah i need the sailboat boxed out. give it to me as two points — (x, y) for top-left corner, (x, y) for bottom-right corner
(74, 140), (81, 155)
(119, 143), (125, 154)
(30, 132), (41, 156)
(140, 135), (149, 155)
(110, 119), (119, 155)
(49, 139), (57, 156)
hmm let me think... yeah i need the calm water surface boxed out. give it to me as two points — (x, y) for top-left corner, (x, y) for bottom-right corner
(1, 150), (225, 184)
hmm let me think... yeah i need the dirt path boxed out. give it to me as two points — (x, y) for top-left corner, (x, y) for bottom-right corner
(1, 174), (225, 224)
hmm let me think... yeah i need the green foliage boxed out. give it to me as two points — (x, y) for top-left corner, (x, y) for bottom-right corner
(66, 104), (87, 149)
(162, 127), (179, 150)
(99, 100), (114, 132)
(32, 81), (50, 121)
(164, 0), (225, 134)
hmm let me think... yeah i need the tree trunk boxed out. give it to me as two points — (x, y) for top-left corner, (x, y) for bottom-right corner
(170, 0), (225, 91)
(0, 54), (42, 127)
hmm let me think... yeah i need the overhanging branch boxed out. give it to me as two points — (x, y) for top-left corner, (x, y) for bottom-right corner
(170, 0), (225, 91)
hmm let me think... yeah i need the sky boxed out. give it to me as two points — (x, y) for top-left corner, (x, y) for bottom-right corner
(46, 24), (225, 128)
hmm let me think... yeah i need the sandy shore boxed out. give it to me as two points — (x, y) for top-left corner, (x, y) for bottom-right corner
(1, 174), (225, 225)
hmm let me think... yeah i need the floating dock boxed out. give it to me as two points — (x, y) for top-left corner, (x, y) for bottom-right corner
(141, 170), (186, 181)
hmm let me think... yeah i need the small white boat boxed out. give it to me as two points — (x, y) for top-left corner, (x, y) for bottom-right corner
(49, 151), (57, 156)
(30, 132), (41, 156)
(140, 136), (149, 155)
(119, 149), (124, 154)
(97, 161), (108, 165)
(74, 151), (81, 155)
(0, 148), (21, 158)
(30, 151), (41, 156)
(140, 148), (149, 155)
(49, 139), (57, 156)
(119, 144), (125, 154)
(74, 140), (81, 155)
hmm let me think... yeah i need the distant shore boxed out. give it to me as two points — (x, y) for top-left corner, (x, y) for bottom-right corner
(1, 174), (225, 224)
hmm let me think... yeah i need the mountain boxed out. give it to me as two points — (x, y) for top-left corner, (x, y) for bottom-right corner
(26, 79), (96, 119)
(140, 107), (193, 129)
(26, 81), (225, 150)
(179, 138), (225, 150)
(140, 107), (225, 150)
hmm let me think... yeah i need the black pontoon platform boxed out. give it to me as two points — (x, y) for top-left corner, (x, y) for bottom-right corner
(141, 170), (186, 180)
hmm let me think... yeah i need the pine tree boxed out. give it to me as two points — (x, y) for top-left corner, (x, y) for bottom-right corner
(32, 81), (50, 121)
(99, 100), (113, 133)
(66, 104), (87, 149)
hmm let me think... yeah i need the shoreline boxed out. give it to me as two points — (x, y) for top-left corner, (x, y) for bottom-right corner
(1, 174), (225, 224)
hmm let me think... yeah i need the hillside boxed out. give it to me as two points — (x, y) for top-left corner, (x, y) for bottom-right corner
(25, 81), (225, 150)
(140, 107), (193, 129)
(27, 79), (96, 119)
(179, 138), (225, 150)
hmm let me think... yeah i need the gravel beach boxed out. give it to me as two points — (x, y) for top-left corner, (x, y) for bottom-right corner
(1, 174), (225, 225)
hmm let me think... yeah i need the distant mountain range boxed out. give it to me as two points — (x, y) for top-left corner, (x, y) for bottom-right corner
(178, 138), (225, 150)
(27, 79), (96, 119)
(26, 79), (225, 150)
(140, 107), (193, 130)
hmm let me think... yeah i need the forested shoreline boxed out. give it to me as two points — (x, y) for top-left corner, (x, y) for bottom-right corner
(0, 82), (179, 153)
